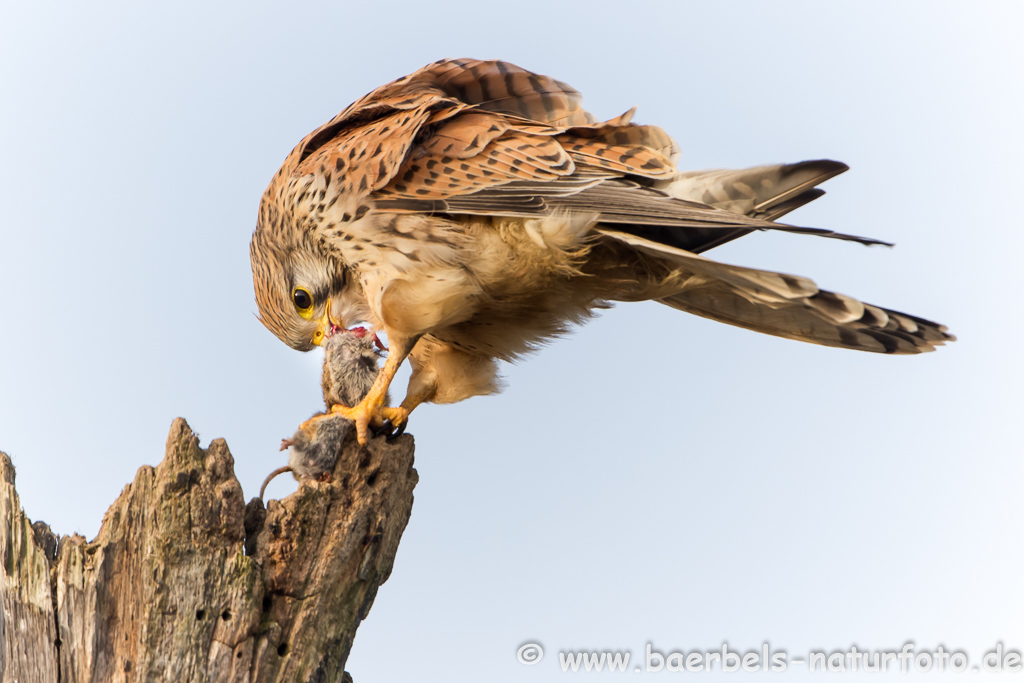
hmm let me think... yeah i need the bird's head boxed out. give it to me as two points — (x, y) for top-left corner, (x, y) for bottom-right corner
(250, 216), (359, 352)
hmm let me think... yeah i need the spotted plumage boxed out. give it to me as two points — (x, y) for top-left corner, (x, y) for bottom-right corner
(250, 58), (954, 444)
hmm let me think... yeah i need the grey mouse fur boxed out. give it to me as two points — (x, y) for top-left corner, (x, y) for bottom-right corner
(260, 329), (384, 500)
(321, 328), (388, 408)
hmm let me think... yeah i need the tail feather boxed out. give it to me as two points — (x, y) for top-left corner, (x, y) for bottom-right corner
(660, 159), (849, 218)
(758, 188), (825, 221)
(659, 288), (952, 354)
(597, 228), (954, 355)
(651, 160), (851, 253)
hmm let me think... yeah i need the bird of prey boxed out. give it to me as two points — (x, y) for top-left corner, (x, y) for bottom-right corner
(250, 58), (954, 444)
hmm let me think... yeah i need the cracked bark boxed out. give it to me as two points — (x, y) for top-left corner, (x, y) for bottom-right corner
(0, 417), (417, 683)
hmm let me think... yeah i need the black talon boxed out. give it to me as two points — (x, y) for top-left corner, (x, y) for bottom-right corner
(379, 418), (407, 442)
(370, 421), (393, 440)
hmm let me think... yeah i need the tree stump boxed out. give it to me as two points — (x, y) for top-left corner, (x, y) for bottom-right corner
(0, 417), (418, 683)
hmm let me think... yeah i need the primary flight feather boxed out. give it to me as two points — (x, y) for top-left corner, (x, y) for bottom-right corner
(250, 58), (954, 444)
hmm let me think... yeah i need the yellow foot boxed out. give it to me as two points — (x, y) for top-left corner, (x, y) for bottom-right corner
(327, 400), (409, 446)
(297, 413), (326, 433)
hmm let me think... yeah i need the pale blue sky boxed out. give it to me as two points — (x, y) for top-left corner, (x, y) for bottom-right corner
(1, 1), (1021, 680)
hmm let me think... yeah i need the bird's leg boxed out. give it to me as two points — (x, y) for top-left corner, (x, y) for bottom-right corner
(374, 381), (435, 441)
(398, 386), (433, 418)
(328, 333), (418, 445)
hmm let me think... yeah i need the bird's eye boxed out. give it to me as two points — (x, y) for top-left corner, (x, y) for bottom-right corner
(292, 287), (314, 317)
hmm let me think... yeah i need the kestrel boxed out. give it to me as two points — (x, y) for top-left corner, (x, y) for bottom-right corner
(250, 58), (954, 444)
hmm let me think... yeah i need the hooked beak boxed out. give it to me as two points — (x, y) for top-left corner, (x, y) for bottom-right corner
(312, 298), (345, 347)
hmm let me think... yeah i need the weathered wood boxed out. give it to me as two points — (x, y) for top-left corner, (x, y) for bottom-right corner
(0, 417), (417, 682)
(0, 453), (59, 683)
